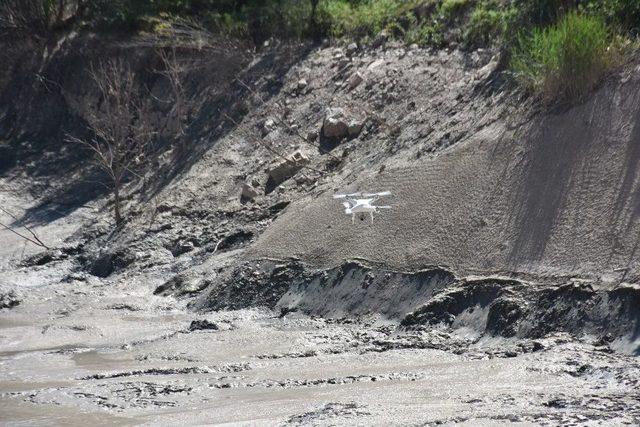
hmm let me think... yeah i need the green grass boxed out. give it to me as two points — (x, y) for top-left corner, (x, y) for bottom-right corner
(320, 0), (423, 41)
(510, 11), (616, 101)
(463, 1), (511, 47)
(440, 0), (470, 18)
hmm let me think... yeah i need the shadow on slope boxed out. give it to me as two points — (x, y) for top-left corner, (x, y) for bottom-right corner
(2, 33), (314, 228)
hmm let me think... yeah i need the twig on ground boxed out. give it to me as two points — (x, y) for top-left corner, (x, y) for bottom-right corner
(0, 207), (49, 249)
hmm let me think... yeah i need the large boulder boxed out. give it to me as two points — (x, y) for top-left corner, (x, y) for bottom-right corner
(322, 108), (349, 138)
(266, 150), (310, 193)
(322, 108), (365, 139)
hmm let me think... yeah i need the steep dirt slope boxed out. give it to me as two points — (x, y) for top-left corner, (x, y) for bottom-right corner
(251, 64), (640, 282)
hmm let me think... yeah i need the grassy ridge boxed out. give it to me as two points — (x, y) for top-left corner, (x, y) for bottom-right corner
(3, 0), (638, 100)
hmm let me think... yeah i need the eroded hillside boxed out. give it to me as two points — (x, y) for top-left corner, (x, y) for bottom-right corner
(1, 22), (640, 424)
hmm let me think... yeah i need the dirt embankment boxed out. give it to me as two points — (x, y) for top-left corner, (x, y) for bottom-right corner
(1, 32), (639, 354)
(251, 67), (640, 282)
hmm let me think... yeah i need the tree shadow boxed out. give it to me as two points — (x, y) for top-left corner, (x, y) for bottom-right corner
(3, 36), (315, 229)
(143, 42), (316, 199)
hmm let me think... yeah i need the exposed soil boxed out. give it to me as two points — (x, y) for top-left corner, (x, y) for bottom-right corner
(1, 31), (640, 425)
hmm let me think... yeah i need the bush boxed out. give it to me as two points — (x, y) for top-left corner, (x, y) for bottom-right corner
(464, 0), (514, 47)
(510, 11), (615, 101)
(580, 0), (640, 36)
(440, 0), (470, 19)
(321, 0), (409, 40)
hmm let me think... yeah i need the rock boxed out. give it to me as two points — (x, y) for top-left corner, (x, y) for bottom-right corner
(21, 249), (66, 267)
(346, 42), (358, 56)
(241, 182), (260, 200)
(322, 108), (349, 138)
(0, 291), (20, 309)
(154, 274), (208, 297)
(347, 120), (364, 137)
(306, 130), (318, 142)
(89, 248), (136, 278)
(372, 29), (389, 48)
(297, 78), (308, 91)
(266, 150), (310, 193)
(476, 55), (499, 81)
(263, 118), (277, 135)
(189, 320), (219, 331)
(322, 108), (366, 139)
(171, 241), (194, 257)
(347, 72), (364, 90)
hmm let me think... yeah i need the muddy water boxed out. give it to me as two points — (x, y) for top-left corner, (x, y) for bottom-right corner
(2, 296), (640, 426)
(1, 235), (639, 425)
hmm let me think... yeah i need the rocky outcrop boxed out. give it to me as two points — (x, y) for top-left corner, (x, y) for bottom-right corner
(321, 108), (365, 139)
(265, 150), (310, 193)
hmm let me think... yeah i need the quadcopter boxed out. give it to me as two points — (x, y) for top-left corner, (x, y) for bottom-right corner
(333, 191), (392, 224)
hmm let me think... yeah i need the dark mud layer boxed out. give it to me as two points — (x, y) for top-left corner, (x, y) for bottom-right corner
(193, 259), (640, 354)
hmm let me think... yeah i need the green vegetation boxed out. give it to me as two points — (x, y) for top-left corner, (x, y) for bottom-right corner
(510, 11), (618, 100)
(2, 0), (638, 101)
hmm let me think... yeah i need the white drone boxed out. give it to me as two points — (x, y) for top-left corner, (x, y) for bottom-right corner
(333, 191), (392, 224)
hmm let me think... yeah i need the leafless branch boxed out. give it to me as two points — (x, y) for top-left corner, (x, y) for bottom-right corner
(0, 207), (49, 249)
(156, 47), (192, 139)
(67, 58), (154, 225)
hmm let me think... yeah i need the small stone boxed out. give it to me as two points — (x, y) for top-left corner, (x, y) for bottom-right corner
(263, 118), (277, 135)
(297, 78), (308, 90)
(347, 72), (364, 90)
(241, 182), (260, 200)
(189, 320), (219, 331)
(346, 42), (358, 56)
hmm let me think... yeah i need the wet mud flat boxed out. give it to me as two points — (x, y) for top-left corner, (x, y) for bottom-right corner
(2, 275), (640, 426)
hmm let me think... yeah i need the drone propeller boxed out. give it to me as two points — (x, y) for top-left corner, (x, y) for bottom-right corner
(333, 192), (362, 199)
(362, 191), (392, 197)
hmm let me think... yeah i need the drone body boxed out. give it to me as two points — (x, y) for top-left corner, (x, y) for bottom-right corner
(333, 191), (392, 223)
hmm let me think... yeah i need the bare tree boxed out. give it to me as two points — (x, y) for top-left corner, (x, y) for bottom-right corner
(67, 59), (153, 225)
(148, 18), (244, 143)
(157, 48), (190, 139)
